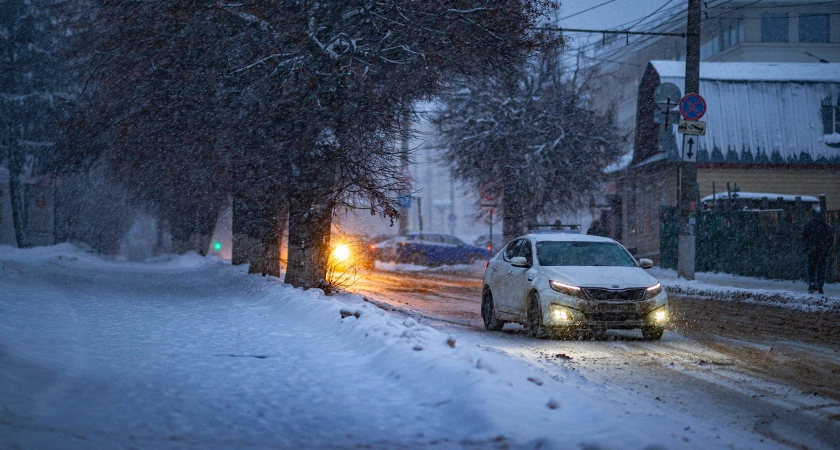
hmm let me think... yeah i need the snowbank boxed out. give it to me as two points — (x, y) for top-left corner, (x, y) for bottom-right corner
(650, 267), (840, 312)
(0, 245), (771, 448)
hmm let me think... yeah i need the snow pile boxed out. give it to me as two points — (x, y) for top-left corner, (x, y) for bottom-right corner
(650, 267), (840, 312)
(1, 245), (763, 448)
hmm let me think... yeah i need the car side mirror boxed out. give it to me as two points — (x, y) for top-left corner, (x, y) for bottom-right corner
(510, 256), (529, 267)
(638, 258), (654, 269)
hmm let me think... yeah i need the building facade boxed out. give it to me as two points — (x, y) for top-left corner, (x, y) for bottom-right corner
(615, 60), (840, 260)
(585, 1), (840, 258)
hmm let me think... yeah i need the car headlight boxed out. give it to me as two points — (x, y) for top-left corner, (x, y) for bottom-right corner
(550, 304), (577, 323)
(644, 282), (663, 300)
(649, 307), (668, 323)
(549, 280), (585, 299)
(331, 244), (351, 263)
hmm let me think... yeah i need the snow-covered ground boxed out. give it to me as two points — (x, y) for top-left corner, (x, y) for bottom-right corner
(1, 245), (833, 448)
(649, 267), (840, 312)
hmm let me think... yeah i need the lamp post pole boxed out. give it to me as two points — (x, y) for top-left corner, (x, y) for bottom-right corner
(677, 0), (701, 280)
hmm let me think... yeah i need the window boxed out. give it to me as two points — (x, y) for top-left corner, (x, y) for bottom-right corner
(823, 95), (840, 147)
(503, 240), (522, 261)
(762, 14), (788, 43)
(800, 14), (829, 43)
(702, 20), (742, 60)
(442, 235), (463, 246)
(536, 242), (637, 267)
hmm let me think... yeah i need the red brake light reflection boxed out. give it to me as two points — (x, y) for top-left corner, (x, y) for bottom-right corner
(484, 261), (489, 270)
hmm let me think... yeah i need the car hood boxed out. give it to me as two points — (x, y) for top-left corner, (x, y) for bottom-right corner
(538, 266), (659, 289)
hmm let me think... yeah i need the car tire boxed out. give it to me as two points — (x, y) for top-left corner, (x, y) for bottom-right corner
(641, 326), (664, 340)
(528, 292), (546, 339)
(481, 287), (503, 331)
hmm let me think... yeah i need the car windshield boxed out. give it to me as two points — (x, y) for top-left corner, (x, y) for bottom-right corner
(536, 241), (637, 267)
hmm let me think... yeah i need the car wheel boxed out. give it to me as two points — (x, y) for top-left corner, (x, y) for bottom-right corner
(641, 326), (664, 340)
(407, 251), (427, 266)
(481, 287), (504, 331)
(528, 292), (546, 339)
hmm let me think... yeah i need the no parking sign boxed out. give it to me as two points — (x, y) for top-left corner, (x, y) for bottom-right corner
(679, 93), (706, 120)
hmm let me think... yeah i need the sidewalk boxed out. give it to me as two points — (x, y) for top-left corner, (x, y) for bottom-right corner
(649, 267), (840, 312)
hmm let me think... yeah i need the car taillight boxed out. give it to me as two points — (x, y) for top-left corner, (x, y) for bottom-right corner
(369, 244), (376, 250)
(484, 261), (489, 270)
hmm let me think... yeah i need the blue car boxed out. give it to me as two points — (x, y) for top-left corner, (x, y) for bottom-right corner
(393, 233), (492, 266)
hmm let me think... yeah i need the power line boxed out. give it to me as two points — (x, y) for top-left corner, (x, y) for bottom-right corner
(533, 26), (688, 38)
(557, 0), (620, 21)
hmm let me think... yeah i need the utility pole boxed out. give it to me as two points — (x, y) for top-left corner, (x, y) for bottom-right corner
(678, 0), (701, 280)
(398, 113), (410, 235)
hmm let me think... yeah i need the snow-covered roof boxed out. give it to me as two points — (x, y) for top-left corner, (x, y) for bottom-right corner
(700, 192), (819, 203)
(525, 232), (615, 243)
(649, 60), (840, 164)
(651, 60), (840, 83)
(634, 152), (668, 168)
(603, 152), (633, 174)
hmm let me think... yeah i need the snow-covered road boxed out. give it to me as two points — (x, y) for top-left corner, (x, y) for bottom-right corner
(2, 245), (838, 449)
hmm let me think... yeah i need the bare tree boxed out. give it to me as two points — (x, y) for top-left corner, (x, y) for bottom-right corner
(434, 52), (624, 244)
(225, 0), (558, 290)
(1, 0), (75, 247)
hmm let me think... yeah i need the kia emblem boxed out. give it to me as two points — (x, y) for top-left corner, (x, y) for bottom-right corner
(611, 285), (619, 288)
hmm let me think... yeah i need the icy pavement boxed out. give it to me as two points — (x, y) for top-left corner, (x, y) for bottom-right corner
(0, 245), (802, 448)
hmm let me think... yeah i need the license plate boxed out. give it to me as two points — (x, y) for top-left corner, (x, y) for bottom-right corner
(598, 303), (636, 313)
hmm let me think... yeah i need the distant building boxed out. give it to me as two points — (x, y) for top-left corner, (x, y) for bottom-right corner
(612, 60), (840, 260)
(581, 0), (840, 259)
(590, 0), (840, 145)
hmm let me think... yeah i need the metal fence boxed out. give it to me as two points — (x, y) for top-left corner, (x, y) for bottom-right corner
(660, 206), (839, 282)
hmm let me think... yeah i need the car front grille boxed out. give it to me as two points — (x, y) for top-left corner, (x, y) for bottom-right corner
(582, 288), (645, 301)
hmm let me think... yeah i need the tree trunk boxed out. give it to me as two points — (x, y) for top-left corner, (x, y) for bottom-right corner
(245, 197), (287, 278)
(284, 165), (336, 291)
(7, 146), (29, 248)
(501, 182), (525, 246)
(169, 206), (217, 255)
(231, 155), (288, 276)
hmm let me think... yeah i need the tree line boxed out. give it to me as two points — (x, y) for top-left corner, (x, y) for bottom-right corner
(2, 0), (623, 291)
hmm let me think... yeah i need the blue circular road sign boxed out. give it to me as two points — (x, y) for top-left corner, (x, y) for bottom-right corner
(679, 94), (706, 120)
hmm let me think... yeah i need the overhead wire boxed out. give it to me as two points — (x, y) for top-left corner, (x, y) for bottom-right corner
(556, 0), (621, 21)
(561, 0), (794, 68)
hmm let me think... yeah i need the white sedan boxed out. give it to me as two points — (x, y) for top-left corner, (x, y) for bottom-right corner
(481, 233), (668, 340)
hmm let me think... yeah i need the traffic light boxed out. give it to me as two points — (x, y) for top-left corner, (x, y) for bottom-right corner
(213, 241), (222, 251)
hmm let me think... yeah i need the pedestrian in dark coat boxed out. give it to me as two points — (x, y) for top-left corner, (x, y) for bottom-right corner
(803, 210), (832, 294)
(586, 220), (608, 237)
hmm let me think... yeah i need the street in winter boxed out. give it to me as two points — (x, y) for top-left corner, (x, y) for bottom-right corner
(3, 0), (840, 448)
(2, 245), (840, 449)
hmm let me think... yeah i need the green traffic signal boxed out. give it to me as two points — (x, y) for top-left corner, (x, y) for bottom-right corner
(213, 241), (222, 251)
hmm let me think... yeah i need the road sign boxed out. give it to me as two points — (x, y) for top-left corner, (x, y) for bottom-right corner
(681, 135), (698, 162)
(397, 194), (412, 208)
(679, 93), (706, 120)
(677, 120), (706, 135)
(480, 180), (501, 201)
(480, 200), (498, 211)
(654, 82), (681, 110)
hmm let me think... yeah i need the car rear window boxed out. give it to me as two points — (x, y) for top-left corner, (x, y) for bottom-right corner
(536, 241), (637, 267)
